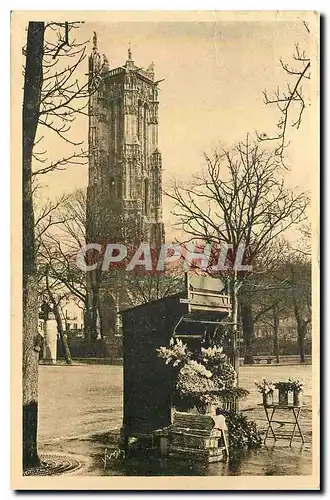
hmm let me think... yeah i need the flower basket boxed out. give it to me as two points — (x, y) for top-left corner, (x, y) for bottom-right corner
(262, 391), (273, 407)
(293, 389), (303, 407)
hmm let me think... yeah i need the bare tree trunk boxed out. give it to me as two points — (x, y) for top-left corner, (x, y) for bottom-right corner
(85, 266), (101, 354)
(297, 320), (306, 363)
(230, 279), (239, 375)
(59, 308), (74, 365)
(290, 264), (306, 363)
(230, 275), (240, 413)
(84, 291), (98, 354)
(45, 280), (72, 365)
(83, 305), (92, 343)
(273, 304), (280, 364)
(22, 21), (44, 469)
(54, 308), (72, 365)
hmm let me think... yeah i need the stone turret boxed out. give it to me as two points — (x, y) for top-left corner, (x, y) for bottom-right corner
(89, 31), (102, 75)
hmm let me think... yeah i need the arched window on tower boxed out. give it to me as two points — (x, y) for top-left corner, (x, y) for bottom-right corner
(109, 101), (114, 155)
(109, 176), (115, 194)
(137, 100), (143, 143)
(143, 103), (148, 160)
(126, 161), (132, 199)
(113, 100), (118, 154)
(116, 98), (122, 154)
(154, 170), (160, 207)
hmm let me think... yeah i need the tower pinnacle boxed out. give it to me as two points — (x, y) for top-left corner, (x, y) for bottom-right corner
(147, 62), (155, 74)
(89, 31), (101, 76)
(128, 42), (132, 61)
(93, 31), (98, 51)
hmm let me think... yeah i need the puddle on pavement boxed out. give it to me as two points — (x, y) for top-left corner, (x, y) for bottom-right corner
(45, 428), (312, 477)
(82, 443), (312, 476)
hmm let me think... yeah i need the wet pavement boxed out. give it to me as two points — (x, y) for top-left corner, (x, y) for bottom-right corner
(37, 363), (313, 476)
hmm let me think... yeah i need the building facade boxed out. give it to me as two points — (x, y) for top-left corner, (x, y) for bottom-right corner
(86, 33), (165, 358)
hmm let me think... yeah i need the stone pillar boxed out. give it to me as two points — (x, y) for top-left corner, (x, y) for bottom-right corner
(43, 312), (58, 365)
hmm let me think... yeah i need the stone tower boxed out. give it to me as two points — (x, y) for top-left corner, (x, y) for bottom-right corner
(86, 33), (165, 358)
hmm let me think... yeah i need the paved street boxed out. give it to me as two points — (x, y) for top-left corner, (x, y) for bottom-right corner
(38, 363), (313, 476)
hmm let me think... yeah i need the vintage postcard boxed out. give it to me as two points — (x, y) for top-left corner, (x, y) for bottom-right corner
(11, 10), (320, 490)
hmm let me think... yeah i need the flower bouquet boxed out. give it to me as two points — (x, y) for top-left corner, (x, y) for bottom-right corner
(254, 378), (275, 407)
(289, 380), (304, 406)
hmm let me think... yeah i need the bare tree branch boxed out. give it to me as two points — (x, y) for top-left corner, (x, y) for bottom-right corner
(257, 29), (311, 167)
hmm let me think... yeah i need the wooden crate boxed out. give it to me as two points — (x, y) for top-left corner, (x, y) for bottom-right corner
(170, 430), (222, 450)
(169, 446), (225, 463)
(157, 412), (228, 463)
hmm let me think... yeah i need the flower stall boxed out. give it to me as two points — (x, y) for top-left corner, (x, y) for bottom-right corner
(155, 340), (260, 461)
(120, 274), (261, 460)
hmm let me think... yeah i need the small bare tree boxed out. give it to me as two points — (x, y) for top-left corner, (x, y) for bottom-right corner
(37, 190), (90, 337)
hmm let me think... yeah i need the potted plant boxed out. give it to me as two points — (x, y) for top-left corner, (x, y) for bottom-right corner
(275, 380), (292, 406)
(254, 379), (275, 407)
(290, 380), (304, 406)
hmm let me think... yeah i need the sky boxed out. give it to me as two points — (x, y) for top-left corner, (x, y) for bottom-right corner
(30, 12), (318, 241)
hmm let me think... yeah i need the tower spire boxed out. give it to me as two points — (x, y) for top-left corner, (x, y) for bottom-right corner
(89, 31), (101, 76)
(93, 31), (98, 51)
(128, 42), (132, 61)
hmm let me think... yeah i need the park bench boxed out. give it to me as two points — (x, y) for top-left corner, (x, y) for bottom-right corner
(254, 355), (276, 364)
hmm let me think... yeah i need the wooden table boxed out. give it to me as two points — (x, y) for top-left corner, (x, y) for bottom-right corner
(258, 404), (305, 446)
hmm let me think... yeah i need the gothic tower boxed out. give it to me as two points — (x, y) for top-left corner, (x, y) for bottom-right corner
(86, 33), (165, 358)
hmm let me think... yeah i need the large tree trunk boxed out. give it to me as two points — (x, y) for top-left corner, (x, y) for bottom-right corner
(22, 21), (44, 469)
(242, 301), (255, 364)
(22, 277), (40, 469)
(273, 304), (280, 364)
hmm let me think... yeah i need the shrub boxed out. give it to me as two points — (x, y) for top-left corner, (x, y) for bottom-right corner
(218, 409), (262, 449)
